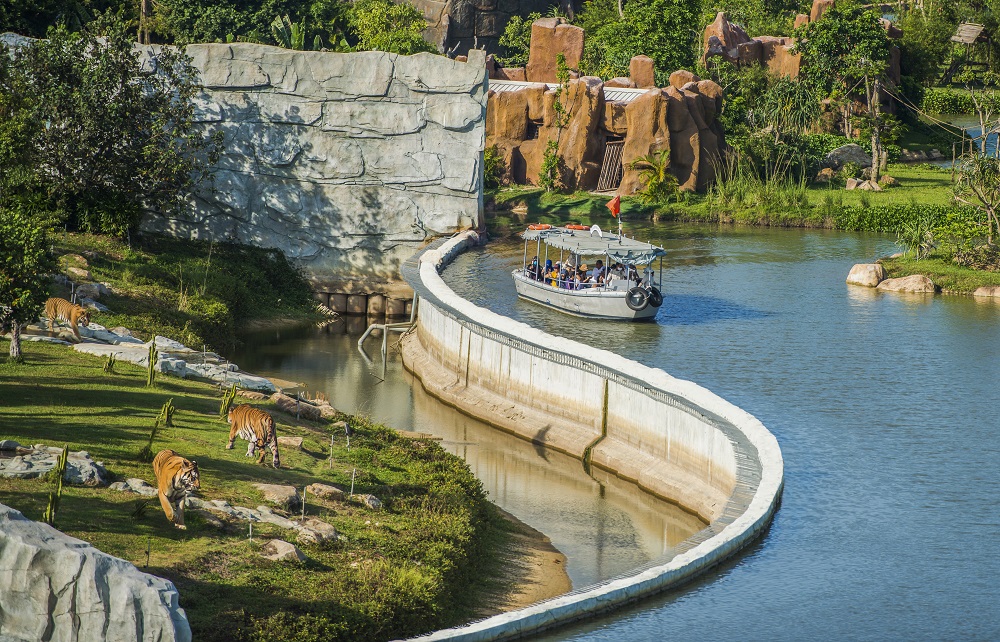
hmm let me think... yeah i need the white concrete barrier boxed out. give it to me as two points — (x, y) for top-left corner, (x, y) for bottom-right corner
(399, 231), (784, 640)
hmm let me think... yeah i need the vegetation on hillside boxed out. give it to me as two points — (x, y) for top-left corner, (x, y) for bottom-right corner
(0, 340), (514, 641)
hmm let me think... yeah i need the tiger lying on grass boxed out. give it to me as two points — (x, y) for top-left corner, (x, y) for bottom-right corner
(44, 297), (89, 341)
(227, 404), (281, 468)
(152, 449), (201, 530)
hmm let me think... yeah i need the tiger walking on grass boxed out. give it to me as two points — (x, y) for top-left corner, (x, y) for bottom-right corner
(152, 449), (200, 530)
(44, 297), (90, 341)
(226, 404), (281, 468)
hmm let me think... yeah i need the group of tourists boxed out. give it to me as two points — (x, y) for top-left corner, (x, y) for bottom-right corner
(524, 257), (637, 290)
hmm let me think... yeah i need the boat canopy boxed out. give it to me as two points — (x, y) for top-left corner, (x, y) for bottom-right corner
(521, 226), (666, 264)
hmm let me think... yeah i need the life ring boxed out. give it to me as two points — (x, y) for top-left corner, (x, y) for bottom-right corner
(625, 287), (649, 311)
(566, 224), (588, 230)
(647, 286), (663, 308)
(527, 223), (552, 230)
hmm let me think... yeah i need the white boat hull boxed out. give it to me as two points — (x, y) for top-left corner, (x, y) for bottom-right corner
(512, 271), (659, 320)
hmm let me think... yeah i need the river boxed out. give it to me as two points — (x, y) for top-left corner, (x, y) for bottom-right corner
(235, 223), (1000, 639)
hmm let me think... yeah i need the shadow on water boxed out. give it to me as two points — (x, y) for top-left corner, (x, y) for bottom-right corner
(658, 294), (772, 325)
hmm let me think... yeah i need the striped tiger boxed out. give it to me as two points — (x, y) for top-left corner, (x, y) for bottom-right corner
(44, 297), (90, 341)
(226, 404), (281, 469)
(152, 449), (201, 530)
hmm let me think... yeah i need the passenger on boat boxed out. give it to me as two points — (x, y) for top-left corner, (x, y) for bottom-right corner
(610, 262), (625, 279)
(576, 265), (591, 289)
(548, 263), (560, 287)
(527, 256), (541, 280)
(593, 260), (606, 283)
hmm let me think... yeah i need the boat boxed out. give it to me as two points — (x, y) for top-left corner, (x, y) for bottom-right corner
(512, 224), (666, 320)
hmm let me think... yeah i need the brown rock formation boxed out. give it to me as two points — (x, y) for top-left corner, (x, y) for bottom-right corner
(794, 13), (810, 29)
(525, 18), (584, 83)
(629, 55), (656, 89)
(757, 36), (802, 78)
(810, 0), (835, 22)
(702, 13), (800, 77)
(668, 70), (700, 90)
(605, 77), (636, 88)
(619, 90), (671, 195)
(703, 11), (753, 63)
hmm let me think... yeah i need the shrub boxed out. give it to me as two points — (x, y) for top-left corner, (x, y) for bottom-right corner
(840, 162), (861, 179)
(483, 145), (506, 189)
(954, 244), (1000, 271)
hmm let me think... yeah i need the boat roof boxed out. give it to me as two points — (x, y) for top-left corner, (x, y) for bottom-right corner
(522, 226), (666, 264)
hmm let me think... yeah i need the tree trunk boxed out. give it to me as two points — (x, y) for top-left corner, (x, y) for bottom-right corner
(9, 319), (22, 362)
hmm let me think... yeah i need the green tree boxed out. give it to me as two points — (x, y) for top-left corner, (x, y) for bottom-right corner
(0, 205), (53, 362)
(753, 77), (821, 141)
(792, 0), (889, 97)
(955, 154), (1000, 245)
(497, 12), (540, 67)
(897, 4), (958, 88)
(3, 16), (223, 236)
(349, 0), (434, 55)
(698, 0), (798, 38)
(578, 0), (698, 85)
(0, 44), (37, 203)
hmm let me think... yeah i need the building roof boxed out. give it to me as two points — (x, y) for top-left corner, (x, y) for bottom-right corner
(489, 79), (653, 105)
(522, 226), (666, 263)
(952, 23), (988, 45)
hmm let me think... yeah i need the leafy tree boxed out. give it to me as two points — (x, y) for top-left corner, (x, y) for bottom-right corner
(578, 0), (698, 85)
(697, 0), (798, 38)
(753, 77), (821, 141)
(497, 12), (540, 67)
(955, 154), (1000, 245)
(711, 62), (773, 137)
(0, 44), (37, 203)
(0, 205), (53, 362)
(630, 149), (678, 204)
(2, 16), (223, 236)
(897, 4), (958, 88)
(792, 0), (889, 98)
(349, 0), (434, 55)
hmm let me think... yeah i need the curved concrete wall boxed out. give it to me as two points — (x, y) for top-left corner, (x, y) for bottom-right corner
(400, 231), (783, 640)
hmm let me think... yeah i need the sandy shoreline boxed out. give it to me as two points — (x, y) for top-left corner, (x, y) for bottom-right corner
(473, 508), (573, 619)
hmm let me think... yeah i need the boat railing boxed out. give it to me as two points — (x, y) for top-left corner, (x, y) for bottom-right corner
(517, 267), (656, 293)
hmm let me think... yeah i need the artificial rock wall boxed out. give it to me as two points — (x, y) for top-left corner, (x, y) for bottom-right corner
(0, 503), (191, 642)
(142, 44), (488, 292)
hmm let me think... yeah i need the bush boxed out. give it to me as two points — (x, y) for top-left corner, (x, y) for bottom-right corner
(953, 244), (1000, 271)
(833, 204), (972, 234)
(840, 162), (861, 179)
(483, 145), (506, 189)
(918, 88), (1000, 115)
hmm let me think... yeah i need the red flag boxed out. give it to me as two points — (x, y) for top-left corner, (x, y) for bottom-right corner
(606, 195), (620, 218)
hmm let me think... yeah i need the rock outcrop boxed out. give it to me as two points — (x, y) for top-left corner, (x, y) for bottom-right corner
(138, 44), (488, 292)
(525, 17), (584, 83)
(0, 502), (191, 641)
(825, 144), (873, 169)
(846, 263), (886, 287)
(702, 12), (801, 78)
(877, 275), (937, 293)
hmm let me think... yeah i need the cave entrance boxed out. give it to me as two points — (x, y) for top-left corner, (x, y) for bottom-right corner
(596, 139), (624, 192)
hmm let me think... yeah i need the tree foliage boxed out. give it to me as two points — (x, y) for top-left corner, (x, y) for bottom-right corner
(0, 205), (53, 361)
(0, 17), (223, 236)
(753, 77), (821, 140)
(630, 149), (678, 204)
(897, 3), (958, 88)
(349, 0), (434, 55)
(792, 0), (889, 97)
(497, 12), (540, 67)
(955, 154), (1000, 245)
(577, 0), (698, 85)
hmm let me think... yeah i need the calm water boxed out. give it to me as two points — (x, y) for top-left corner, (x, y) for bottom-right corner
(445, 223), (1000, 640)
(235, 222), (1000, 639)
(230, 324), (707, 589)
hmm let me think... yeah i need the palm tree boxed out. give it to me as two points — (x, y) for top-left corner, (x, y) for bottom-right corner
(630, 149), (677, 204)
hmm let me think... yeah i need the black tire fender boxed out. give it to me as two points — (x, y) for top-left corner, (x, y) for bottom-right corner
(626, 287), (649, 311)
(647, 286), (663, 308)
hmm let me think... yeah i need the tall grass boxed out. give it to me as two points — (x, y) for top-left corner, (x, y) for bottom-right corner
(708, 152), (813, 225)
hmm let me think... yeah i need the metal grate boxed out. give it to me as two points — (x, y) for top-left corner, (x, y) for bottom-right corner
(596, 140), (625, 192)
(489, 79), (651, 105)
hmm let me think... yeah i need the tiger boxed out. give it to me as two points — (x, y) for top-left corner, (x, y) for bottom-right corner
(152, 449), (201, 530)
(226, 404), (281, 469)
(44, 297), (90, 341)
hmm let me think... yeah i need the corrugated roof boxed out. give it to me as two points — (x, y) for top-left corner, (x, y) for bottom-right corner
(952, 23), (987, 44)
(489, 79), (652, 105)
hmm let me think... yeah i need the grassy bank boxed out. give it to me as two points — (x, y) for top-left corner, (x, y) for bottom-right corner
(51, 233), (320, 352)
(880, 255), (1000, 293)
(0, 340), (512, 641)
(488, 164), (963, 235)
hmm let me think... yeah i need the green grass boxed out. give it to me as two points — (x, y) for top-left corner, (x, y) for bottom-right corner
(0, 341), (512, 642)
(881, 254), (1000, 293)
(51, 233), (320, 352)
(488, 164), (961, 234)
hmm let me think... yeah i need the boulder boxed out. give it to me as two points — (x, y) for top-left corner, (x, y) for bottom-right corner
(702, 12), (753, 65)
(629, 55), (656, 89)
(878, 175), (899, 187)
(80, 298), (110, 312)
(260, 539), (307, 563)
(497, 67), (526, 81)
(668, 70), (700, 90)
(525, 18), (584, 83)
(604, 77), (635, 88)
(856, 180), (882, 192)
(825, 144), (873, 169)
(75, 283), (110, 300)
(877, 275), (937, 293)
(973, 286), (1000, 298)
(124, 478), (159, 497)
(810, 0), (835, 22)
(360, 494), (383, 510)
(295, 517), (338, 545)
(253, 483), (301, 510)
(815, 167), (836, 183)
(846, 177), (860, 190)
(0, 447), (108, 486)
(794, 13), (810, 28)
(0, 440), (22, 451)
(0, 502), (191, 641)
(270, 392), (323, 421)
(846, 263), (887, 287)
(255, 506), (299, 529)
(306, 483), (345, 500)
(66, 266), (93, 281)
(277, 435), (303, 450)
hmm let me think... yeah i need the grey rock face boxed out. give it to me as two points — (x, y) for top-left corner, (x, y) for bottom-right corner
(260, 539), (307, 563)
(140, 45), (488, 289)
(825, 144), (873, 169)
(0, 446), (108, 486)
(296, 517), (338, 546)
(254, 483), (301, 510)
(0, 503), (191, 641)
(306, 482), (345, 500)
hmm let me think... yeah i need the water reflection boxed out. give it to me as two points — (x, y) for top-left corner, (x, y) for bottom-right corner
(230, 324), (707, 588)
